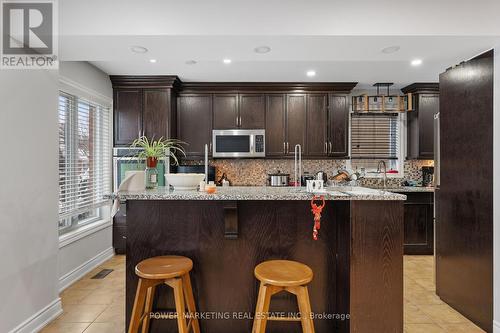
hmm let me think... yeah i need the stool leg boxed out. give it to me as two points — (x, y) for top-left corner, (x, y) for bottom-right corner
(129, 278), (151, 333)
(252, 283), (272, 333)
(141, 285), (156, 333)
(182, 273), (200, 333)
(296, 286), (315, 333)
(166, 277), (189, 333)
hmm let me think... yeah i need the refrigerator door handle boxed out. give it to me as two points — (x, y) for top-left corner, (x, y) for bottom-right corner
(434, 112), (440, 188)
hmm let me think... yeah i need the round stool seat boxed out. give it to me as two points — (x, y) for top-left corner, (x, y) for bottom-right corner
(255, 260), (313, 287)
(135, 255), (193, 280)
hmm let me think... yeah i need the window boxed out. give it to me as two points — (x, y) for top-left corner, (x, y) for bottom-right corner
(350, 113), (403, 176)
(58, 91), (111, 235)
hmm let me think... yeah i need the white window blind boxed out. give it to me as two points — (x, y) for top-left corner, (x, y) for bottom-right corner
(351, 113), (399, 159)
(58, 91), (111, 229)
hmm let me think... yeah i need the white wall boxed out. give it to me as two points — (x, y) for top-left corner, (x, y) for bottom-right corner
(57, 61), (114, 291)
(493, 47), (500, 333)
(59, 61), (113, 100)
(0, 70), (60, 332)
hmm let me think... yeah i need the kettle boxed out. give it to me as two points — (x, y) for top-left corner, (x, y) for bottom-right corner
(315, 171), (328, 184)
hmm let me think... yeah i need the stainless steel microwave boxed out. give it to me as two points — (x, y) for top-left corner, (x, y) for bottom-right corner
(212, 129), (265, 158)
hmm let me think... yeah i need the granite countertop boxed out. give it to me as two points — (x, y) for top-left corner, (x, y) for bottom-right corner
(368, 186), (435, 193)
(106, 186), (406, 201)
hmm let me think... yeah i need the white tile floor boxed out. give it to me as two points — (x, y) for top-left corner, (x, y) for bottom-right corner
(41, 255), (485, 332)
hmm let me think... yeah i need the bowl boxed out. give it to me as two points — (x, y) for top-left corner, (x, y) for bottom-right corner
(165, 173), (205, 190)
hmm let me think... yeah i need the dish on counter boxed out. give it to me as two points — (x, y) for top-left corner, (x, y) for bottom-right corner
(165, 173), (205, 190)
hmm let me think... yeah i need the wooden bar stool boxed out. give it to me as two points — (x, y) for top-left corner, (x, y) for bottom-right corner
(128, 255), (201, 333)
(252, 260), (315, 333)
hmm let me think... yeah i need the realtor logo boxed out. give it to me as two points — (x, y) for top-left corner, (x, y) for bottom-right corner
(1, 0), (58, 69)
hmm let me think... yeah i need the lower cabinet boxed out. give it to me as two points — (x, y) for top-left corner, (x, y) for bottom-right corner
(397, 192), (434, 255)
(113, 208), (127, 254)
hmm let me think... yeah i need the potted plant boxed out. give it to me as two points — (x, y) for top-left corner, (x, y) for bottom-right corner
(129, 136), (186, 189)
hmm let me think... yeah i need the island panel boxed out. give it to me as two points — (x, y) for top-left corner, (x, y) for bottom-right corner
(125, 199), (403, 333)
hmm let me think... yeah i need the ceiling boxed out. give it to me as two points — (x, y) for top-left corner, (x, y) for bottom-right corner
(58, 0), (500, 87)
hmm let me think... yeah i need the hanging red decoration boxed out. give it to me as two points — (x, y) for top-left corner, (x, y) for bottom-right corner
(310, 195), (326, 240)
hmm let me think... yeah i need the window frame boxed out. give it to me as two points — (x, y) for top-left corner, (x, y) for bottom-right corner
(58, 91), (112, 236)
(347, 111), (406, 179)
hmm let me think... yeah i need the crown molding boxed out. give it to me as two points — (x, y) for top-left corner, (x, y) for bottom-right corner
(401, 82), (439, 94)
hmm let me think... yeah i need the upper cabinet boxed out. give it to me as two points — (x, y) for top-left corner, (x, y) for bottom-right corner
(402, 83), (439, 159)
(213, 93), (265, 129)
(238, 94), (266, 129)
(286, 94), (307, 156)
(328, 95), (349, 158)
(111, 79), (357, 158)
(110, 76), (181, 146)
(177, 94), (213, 157)
(113, 89), (142, 146)
(266, 92), (350, 158)
(265, 94), (286, 156)
(213, 94), (238, 129)
(305, 94), (328, 157)
(143, 89), (171, 140)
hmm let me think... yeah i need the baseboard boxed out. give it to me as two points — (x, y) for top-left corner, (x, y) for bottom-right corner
(8, 298), (62, 333)
(59, 246), (115, 292)
(494, 320), (500, 333)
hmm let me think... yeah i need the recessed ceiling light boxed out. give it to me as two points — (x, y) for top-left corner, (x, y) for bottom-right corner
(130, 46), (148, 54)
(185, 60), (197, 65)
(411, 59), (423, 66)
(223, 58), (232, 64)
(254, 46), (271, 54)
(382, 46), (400, 54)
(306, 70), (316, 77)
(149, 59), (157, 63)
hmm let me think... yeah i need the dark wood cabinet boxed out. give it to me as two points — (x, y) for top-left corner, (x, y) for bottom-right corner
(177, 94), (213, 157)
(238, 94), (265, 129)
(306, 94), (328, 156)
(285, 94), (307, 156)
(143, 89), (171, 139)
(402, 83), (439, 159)
(328, 95), (349, 158)
(112, 80), (357, 158)
(396, 192), (434, 255)
(213, 94), (238, 129)
(213, 93), (265, 129)
(113, 89), (142, 146)
(111, 76), (180, 146)
(265, 94), (286, 156)
(265, 92), (349, 158)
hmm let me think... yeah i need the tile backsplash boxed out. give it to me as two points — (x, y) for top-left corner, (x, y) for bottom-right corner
(184, 159), (434, 187)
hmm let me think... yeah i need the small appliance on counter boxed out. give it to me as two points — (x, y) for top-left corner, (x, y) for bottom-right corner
(267, 170), (290, 187)
(301, 172), (315, 186)
(315, 171), (328, 183)
(422, 166), (434, 187)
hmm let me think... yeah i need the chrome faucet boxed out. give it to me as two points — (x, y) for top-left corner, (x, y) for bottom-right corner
(377, 160), (387, 188)
(294, 144), (302, 188)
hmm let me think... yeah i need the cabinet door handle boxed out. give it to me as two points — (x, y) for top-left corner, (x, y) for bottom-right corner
(209, 142), (212, 153)
(283, 142), (286, 154)
(286, 142), (289, 154)
(329, 142), (332, 154)
(239, 116), (242, 127)
(324, 142), (328, 153)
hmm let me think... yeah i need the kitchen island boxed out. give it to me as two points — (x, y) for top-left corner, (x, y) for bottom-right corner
(112, 186), (405, 333)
